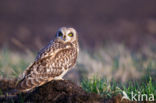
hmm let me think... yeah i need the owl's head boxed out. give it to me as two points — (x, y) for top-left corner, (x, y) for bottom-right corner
(56, 27), (78, 42)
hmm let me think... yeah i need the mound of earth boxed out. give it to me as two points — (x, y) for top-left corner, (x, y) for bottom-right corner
(0, 80), (134, 103)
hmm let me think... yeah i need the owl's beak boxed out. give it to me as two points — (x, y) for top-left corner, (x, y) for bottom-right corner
(63, 35), (66, 41)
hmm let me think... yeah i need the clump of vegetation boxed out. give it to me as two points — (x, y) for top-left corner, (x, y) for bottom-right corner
(123, 76), (156, 100)
(0, 47), (34, 78)
(81, 77), (122, 99)
(81, 76), (156, 101)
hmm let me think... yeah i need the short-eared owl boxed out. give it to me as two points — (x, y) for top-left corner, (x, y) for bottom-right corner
(16, 27), (79, 92)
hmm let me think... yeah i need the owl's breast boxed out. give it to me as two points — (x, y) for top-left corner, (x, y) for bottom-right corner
(48, 47), (77, 71)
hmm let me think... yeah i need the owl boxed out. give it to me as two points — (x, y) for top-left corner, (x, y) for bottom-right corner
(16, 27), (79, 92)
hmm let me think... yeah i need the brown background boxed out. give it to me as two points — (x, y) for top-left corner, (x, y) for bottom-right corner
(0, 0), (156, 50)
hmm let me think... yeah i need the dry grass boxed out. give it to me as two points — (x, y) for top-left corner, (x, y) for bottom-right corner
(0, 42), (155, 83)
(0, 47), (34, 78)
(78, 42), (155, 82)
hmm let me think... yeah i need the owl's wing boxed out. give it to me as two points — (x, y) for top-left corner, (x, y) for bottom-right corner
(16, 47), (77, 92)
(35, 39), (64, 61)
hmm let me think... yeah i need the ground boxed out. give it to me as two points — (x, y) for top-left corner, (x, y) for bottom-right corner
(0, 80), (135, 103)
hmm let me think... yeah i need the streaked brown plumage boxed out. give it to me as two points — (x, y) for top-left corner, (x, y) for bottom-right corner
(16, 27), (79, 92)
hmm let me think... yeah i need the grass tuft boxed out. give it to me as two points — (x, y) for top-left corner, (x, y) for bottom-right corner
(81, 76), (156, 100)
(81, 77), (122, 99)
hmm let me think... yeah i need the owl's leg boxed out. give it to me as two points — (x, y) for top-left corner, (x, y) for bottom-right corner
(58, 78), (64, 80)
(54, 76), (64, 80)
(53, 69), (68, 80)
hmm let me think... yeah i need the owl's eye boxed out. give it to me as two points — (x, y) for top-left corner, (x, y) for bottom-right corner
(58, 32), (63, 37)
(68, 33), (73, 37)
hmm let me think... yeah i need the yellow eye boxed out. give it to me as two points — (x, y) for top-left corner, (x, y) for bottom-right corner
(68, 33), (73, 37)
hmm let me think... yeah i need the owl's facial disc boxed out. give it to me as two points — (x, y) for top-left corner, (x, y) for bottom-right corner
(56, 27), (77, 42)
(56, 31), (66, 41)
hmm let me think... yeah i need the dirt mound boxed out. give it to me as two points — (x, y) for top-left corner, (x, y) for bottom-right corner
(0, 80), (134, 103)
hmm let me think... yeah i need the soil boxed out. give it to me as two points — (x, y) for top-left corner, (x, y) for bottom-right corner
(0, 80), (136, 103)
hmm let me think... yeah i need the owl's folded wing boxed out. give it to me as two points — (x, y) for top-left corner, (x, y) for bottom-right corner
(16, 48), (77, 92)
(35, 39), (65, 61)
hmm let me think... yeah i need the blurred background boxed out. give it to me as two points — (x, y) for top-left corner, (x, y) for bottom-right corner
(0, 0), (155, 84)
